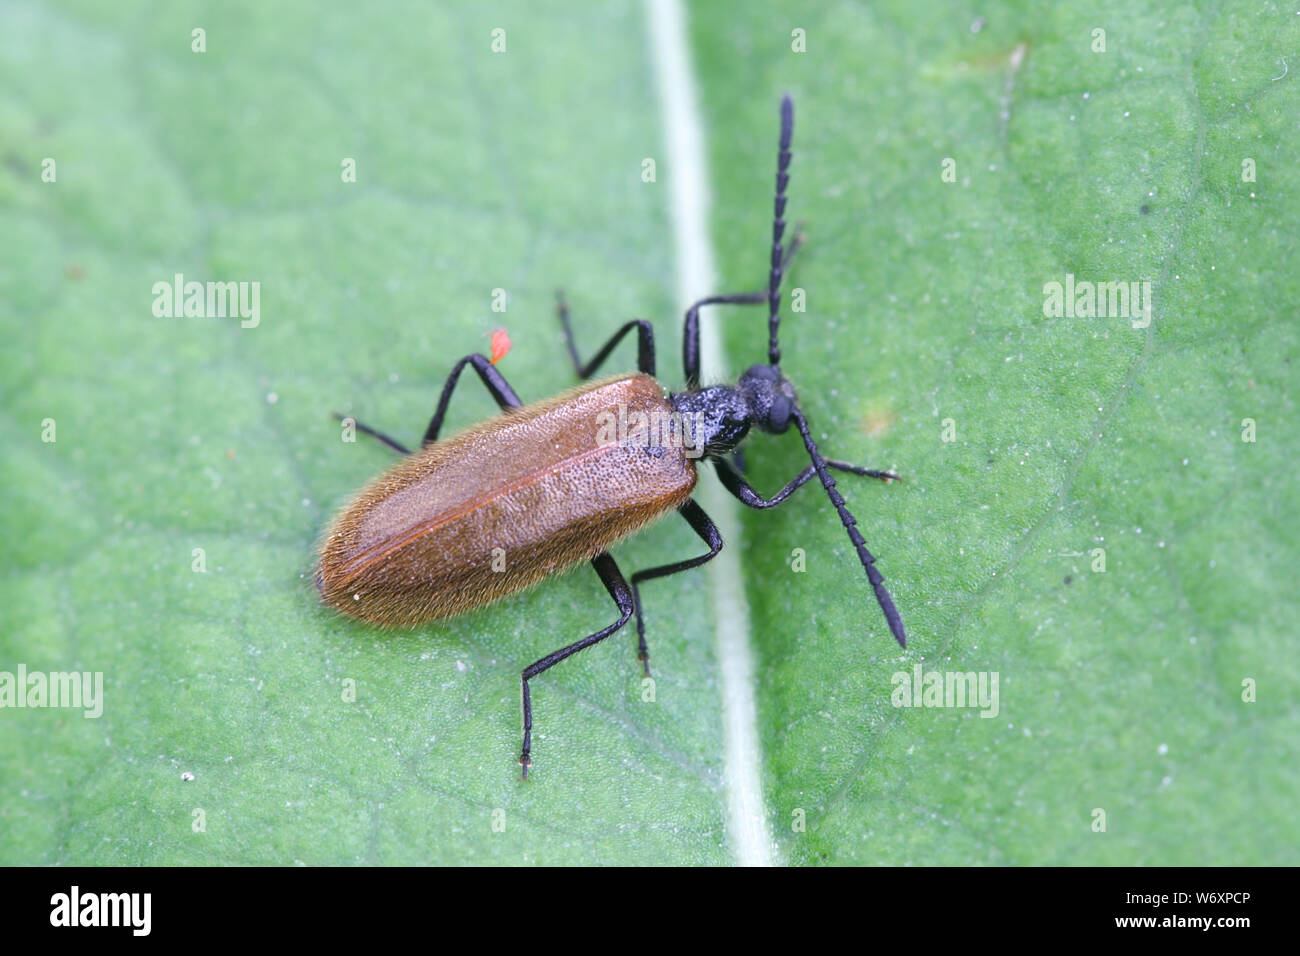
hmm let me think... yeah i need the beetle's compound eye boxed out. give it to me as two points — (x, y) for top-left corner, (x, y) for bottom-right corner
(767, 394), (792, 433)
(738, 363), (795, 434)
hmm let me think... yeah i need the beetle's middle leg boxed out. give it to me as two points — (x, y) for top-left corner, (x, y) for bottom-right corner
(520, 551), (634, 779)
(556, 292), (656, 379)
(334, 353), (523, 456)
(628, 499), (722, 676)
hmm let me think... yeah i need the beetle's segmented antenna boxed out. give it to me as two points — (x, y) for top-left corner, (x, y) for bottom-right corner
(768, 94), (794, 368)
(792, 408), (907, 647)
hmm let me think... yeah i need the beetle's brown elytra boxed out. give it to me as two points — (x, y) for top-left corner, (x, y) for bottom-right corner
(317, 96), (907, 777)
(318, 373), (696, 626)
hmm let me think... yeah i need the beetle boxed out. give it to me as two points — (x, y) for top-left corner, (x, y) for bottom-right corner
(316, 95), (907, 777)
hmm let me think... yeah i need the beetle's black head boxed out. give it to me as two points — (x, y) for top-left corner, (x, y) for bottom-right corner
(738, 363), (796, 434)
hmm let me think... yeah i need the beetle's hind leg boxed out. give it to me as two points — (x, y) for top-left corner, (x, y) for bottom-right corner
(556, 291), (657, 379)
(628, 499), (722, 676)
(421, 353), (523, 447)
(333, 353), (524, 456)
(520, 552), (634, 779)
(330, 414), (413, 455)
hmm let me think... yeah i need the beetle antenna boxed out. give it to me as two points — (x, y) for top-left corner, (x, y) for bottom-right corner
(792, 408), (907, 647)
(768, 94), (794, 368)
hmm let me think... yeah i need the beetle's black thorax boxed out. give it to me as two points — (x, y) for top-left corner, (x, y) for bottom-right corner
(669, 364), (798, 459)
(669, 385), (751, 458)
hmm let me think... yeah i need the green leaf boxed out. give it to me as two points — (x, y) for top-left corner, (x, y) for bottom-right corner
(695, 1), (1298, 863)
(1, 0), (1294, 866)
(0, 0), (730, 866)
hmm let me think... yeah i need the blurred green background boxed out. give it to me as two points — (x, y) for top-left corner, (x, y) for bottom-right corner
(0, 0), (1295, 865)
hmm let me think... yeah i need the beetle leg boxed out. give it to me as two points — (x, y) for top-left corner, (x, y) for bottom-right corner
(519, 551), (634, 779)
(629, 499), (723, 677)
(716, 455), (905, 646)
(681, 230), (804, 389)
(556, 292), (657, 378)
(714, 456), (898, 509)
(330, 413), (413, 455)
(421, 353), (524, 447)
(336, 354), (523, 456)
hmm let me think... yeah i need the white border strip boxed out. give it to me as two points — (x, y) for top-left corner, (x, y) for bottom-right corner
(646, 0), (773, 867)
